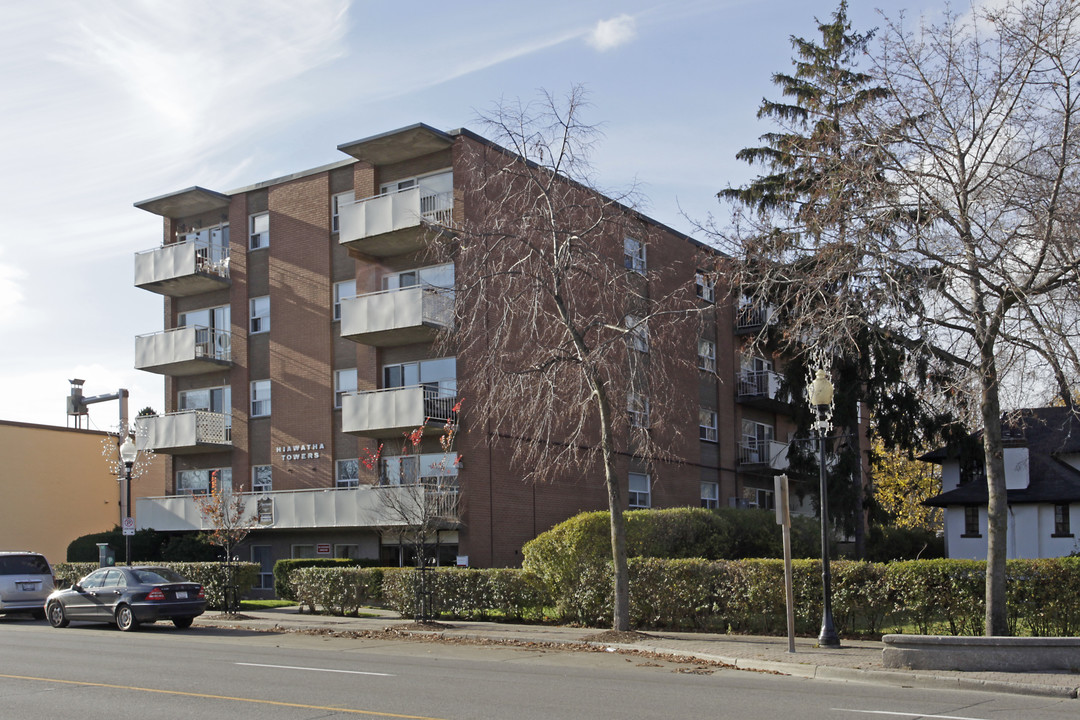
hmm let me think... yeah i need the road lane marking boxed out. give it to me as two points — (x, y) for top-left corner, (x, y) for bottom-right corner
(836, 710), (991, 720)
(236, 662), (393, 676)
(0, 672), (444, 719)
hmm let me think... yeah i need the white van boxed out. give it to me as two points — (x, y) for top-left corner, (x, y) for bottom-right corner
(0, 552), (54, 619)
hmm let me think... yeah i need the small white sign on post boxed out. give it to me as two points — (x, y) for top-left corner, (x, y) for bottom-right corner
(122, 517), (135, 537)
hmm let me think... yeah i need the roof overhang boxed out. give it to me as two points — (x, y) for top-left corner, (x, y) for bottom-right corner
(134, 186), (231, 219)
(337, 123), (454, 166)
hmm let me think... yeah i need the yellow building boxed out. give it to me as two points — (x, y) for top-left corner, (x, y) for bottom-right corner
(0, 420), (164, 562)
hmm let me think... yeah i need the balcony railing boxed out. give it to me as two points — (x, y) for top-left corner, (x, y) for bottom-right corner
(338, 185), (453, 257)
(736, 369), (791, 408)
(134, 483), (460, 533)
(737, 439), (790, 470)
(134, 238), (230, 297)
(342, 385), (458, 438)
(135, 410), (232, 455)
(135, 326), (232, 376)
(736, 305), (770, 332)
(340, 285), (453, 346)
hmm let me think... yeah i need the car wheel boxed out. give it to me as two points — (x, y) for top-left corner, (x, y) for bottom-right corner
(172, 617), (193, 629)
(31, 608), (46, 621)
(115, 604), (139, 632)
(47, 602), (68, 628)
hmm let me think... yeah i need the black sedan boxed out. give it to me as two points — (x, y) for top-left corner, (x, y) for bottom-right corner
(46, 566), (206, 631)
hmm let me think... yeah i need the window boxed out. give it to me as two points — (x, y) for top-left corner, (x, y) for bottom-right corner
(1054, 503), (1072, 536)
(628, 391), (650, 429)
(337, 459), (360, 488)
(249, 296), (269, 334)
(695, 271), (715, 303)
(699, 408), (718, 442)
(252, 465), (272, 493)
(740, 420), (775, 463)
(629, 472), (651, 509)
(249, 212), (269, 249)
(251, 546), (274, 589)
(379, 453), (459, 485)
(335, 368), (358, 408)
(963, 505), (981, 537)
(383, 263), (454, 291)
(335, 544), (362, 559)
(334, 280), (356, 321)
(701, 482), (719, 509)
(755, 488), (775, 511)
(625, 314), (649, 353)
(624, 237), (646, 274)
(251, 380), (271, 417)
(697, 339), (716, 373)
(332, 191), (354, 233)
(176, 467), (231, 495)
(291, 545), (317, 559)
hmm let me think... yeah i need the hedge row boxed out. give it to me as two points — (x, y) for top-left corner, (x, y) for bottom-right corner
(287, 557), (1080, 636)
(53, 562), (258, 612)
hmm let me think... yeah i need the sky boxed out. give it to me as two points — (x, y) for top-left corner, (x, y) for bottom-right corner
(0, 0), (946, 430)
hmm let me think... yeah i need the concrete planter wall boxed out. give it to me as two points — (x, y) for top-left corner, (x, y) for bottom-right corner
(883, 634), (1080, 672)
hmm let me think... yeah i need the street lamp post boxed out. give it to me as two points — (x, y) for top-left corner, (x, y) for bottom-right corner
(119, 437), (137, 567)
(808, 368), (840, 648)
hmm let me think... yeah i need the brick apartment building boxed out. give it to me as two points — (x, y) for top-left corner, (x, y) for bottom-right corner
(130, 123), (799, 589)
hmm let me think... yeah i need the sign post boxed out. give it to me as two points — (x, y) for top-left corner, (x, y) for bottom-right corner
(774, 473), (795, 653)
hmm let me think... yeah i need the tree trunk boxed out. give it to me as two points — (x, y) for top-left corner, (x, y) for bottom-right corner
(980, 359), (1009, 636)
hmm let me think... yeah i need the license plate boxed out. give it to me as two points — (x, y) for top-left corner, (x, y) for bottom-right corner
(17, 582), (38, 591)
(176, 591), (187, 599)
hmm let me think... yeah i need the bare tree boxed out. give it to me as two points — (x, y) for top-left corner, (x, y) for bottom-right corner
(719, 0), (1080, 635)
(432, 87), (700, 632)
(194, 475), (255, 613)
(377, 405), (462, 623)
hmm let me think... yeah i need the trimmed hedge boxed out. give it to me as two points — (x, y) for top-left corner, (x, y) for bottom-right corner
(286, 557), (1080, 636)
(273, 558), (380, 601)
(53, 562), (258, 611)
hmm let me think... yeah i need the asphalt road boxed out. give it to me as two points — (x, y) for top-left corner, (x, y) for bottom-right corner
(0, 615), (1075, 719)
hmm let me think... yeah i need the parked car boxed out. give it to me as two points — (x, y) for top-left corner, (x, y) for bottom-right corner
(0, 552), (54, 619)
(46, 566), (206, 631)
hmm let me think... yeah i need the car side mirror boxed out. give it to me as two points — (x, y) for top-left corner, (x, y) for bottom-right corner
(70, 583), (82, 592)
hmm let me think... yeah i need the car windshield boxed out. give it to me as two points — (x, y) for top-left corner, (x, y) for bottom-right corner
(0, 555), (50, 574)
(131, 568), (186, 584)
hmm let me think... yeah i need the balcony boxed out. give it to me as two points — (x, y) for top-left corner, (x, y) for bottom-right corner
(135, 484), (460, 532)
(736, 370), (791, 412)
(135, 326), (232, 376)
(134, 239), (230, 297)
(342, 385), (458, 439)
(340, 286), (453, 346)
(135, 410), (232, 455)
(338, 186), (453, 257)
(737, 440), (790, 471)
(736, 304), (771, 333)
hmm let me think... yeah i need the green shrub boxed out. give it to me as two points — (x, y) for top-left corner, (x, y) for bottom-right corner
(292, 567), (384, 615)
(273, 558), (379, 601)
(378, 567), (548, 621)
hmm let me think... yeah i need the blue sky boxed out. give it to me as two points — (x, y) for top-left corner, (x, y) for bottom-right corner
(0, 0), (942, 428)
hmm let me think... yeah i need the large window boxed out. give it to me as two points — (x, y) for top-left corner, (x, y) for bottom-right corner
(251, 380), (271, 417)
(1055, 503), (1072, 536)
(251, 546), (273, 590)
(249, 296), (269, 334)
(332, 191), (354, 233)
(335, 368), (357, 408)
(382, 263), (455, 291)
(625, 315), (649, 353)
(337, 459), (360, 488)
(249, 212), (269, 249)
(334, 280), (356, 321)
(698, 339), (716, 373)
(379, 453), (458, 486)
(701, 481), (719, 509)
(628, 391), (650, 429)
(695, 271), (715, 303)
(699, 408), (718, 442)
(383, 357), (456, 394)
(176, 467), (231, 495)
(252, 465), (272, 493)
(178, 386), (232, 436)
(624, 237), (646, 274)
(963, 505), (981, 537)
(740, 419), (775, 463)
(629, 472), (651, 509)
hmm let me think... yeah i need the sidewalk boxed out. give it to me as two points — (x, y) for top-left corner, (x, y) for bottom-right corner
(193, 607), (1080, 699)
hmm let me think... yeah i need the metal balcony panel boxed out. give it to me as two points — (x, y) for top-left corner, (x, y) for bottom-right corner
(136, 410), (231, 455)
(736, 370), (792, 412)
(341, 386), (428, 438)
(338, 187), (452, 257)
(340, 286), (452, 346)
(135, 326), (232, 376)
(135, 484), (457, 532)
(134, 241), (230, 297)
(737, 440), (790, 471)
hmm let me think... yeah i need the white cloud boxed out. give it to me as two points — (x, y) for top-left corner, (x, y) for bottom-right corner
(587, 14), (637, 52)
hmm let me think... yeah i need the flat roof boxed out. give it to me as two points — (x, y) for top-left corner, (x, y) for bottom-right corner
(337, 123), (454, 166)
(134, 186), (231, 219)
